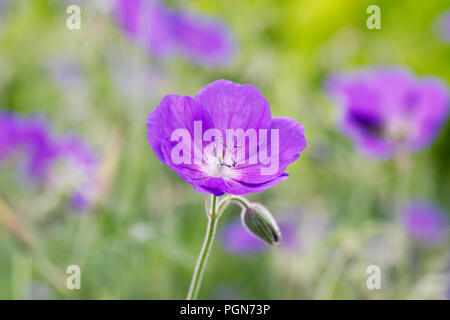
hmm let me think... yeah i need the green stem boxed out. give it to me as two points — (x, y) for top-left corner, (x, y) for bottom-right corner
(229, 195), (251, 209)
(185, 194), (251, 299)
(186, 195), (219, 300)
(216, 195), (250, 215)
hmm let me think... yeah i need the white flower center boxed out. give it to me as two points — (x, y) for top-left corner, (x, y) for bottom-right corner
(201, 142), (240, 180)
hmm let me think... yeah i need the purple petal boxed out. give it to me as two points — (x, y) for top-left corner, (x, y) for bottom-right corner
(221, 219), (299, 255)
(115, 0), (174, 57)
(0, 113), (20, 161)
(147, 95), (215, 190)
(221, 220), (268, 254)
(403, 200), (449, 246)
(231, 117), (306, 185)
(213, 173), (289, 196)
(195, 79), (272, 134)
(147, 95), (201, 163)
(20, 117), (59, 181)
(171, 11), (236, 66)
(404, 78), (449, 150)
(114, 0), (141, 37)
(70, 191), (90, 212)
(57, 135), (98, 168)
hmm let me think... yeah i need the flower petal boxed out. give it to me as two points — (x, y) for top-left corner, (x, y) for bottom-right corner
(147, 94), (216, 192)
(172, 12), (236, 66)
(232, 117), (306, 186)
(147, 94), (210, 164)
(406, 78), (449, 150)
(225, 173), (289, 195)
(195, 80), (272, 136)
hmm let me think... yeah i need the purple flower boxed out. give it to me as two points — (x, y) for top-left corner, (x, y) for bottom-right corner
(221, 220), (267, 254)
(169, 9), (235, 66)
(0, 114), (58, 180)
(327, 67), (449, 158)
(434, 10), (450, 43)
(70, 191), (90, 212)
(57, 135), (97, 170)
(57, 134), (99, 211)
(0, 113), (20, 161)
(19, 116), (60, 181)
(147, 80), (307, 196)
(114, 0), (236, 66)
(403, 201), (449, 246)
(221, 219), (299, 255)
(0, 112), (98, 211)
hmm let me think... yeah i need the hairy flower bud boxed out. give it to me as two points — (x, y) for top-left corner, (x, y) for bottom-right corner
(241, 203), (282, 246)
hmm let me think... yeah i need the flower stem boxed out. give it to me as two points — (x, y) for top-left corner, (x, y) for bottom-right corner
(186, 194), (219, 300)
(230, 195), (251, 209)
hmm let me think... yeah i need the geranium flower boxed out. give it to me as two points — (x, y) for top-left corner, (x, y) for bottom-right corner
(19, 116), (60, 181)
(147, 79), (306, 196)
(403, 200), (448, 246)
(327, 67), (449, 158)
(0, 112), (98, 211)
(56, 134), (98, 211)
(114, 0), (236, 66)
(0, 113), (20, 161)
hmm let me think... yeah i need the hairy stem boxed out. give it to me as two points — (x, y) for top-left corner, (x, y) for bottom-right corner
(186, 195), (219, 300)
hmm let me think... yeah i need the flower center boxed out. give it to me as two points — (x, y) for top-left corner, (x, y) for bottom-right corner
(386, 117), (413, 143)
(201, 139), (239, 179)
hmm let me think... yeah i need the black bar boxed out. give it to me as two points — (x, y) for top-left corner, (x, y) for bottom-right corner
(0, 300), (445, 318)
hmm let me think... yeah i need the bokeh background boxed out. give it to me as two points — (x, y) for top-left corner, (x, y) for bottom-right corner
(0, 0), (449, 299)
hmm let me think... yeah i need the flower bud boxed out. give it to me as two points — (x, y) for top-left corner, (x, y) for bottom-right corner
(241, 203), (282, 246)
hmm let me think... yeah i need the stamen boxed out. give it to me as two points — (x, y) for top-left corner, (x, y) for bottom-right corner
(201, 136), (242, 179)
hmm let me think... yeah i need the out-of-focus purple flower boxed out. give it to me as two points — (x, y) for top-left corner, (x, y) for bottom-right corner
(221, 219), (299, 255)
(170, 10), (236, 66)
(115, 0), (172, 57)
(0, 113), (20, 161)
(221, 220), (266, 254)
(19, 116), (60, 181)
(69, 191), (90, 212)
(403, 200), (449, 246)
(147, 80), (307, 196)
(327, 67), (449, 158)
(0, 112), (98, 211)
(57, 135), (98, 211)
(0, 113), (57, 179)
(114, 0), (236, 66)
(434, 10), (450, 43)
(57, 135), (97, 170)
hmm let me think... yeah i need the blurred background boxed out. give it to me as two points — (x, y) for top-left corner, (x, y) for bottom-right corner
(0, 0), (449, 299)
